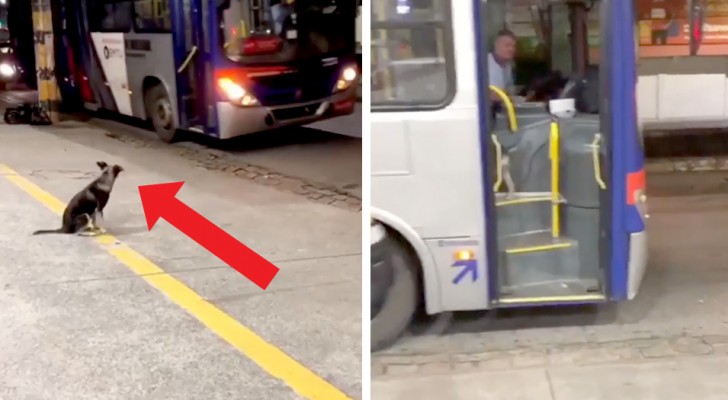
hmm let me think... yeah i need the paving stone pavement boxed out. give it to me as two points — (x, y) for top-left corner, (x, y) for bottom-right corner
(645, 156), (728, 173)
(102, 128), (362, 211)
(372, 333), (728, 377)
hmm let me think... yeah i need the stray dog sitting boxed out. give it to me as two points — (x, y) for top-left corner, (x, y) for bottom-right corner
(32, 161), (124, 236)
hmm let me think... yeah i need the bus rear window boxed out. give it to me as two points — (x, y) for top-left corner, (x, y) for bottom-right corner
(220, 0), (355, 64)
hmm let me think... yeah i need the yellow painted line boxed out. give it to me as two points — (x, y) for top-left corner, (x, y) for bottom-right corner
(0, 164), (352, 400)
(505, 242), (572, 255)
(498, 294), (605, 304)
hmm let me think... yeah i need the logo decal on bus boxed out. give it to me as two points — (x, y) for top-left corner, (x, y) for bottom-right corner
(103, 46), (123, 60)
(452, 250), (478, 284)
(452, 259), (478, 284)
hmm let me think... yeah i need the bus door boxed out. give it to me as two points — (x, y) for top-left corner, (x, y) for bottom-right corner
(175, 0), (215, 131)
(479, 0), (618, 307)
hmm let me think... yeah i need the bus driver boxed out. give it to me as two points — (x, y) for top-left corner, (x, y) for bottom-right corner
(488, 29), (517, 103)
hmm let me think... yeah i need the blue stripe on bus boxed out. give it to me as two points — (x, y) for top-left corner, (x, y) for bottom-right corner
(206, 0), (220, 136)
(169, 0), (188, 128)
(471, 0), (500, 305)
(609, 0), (639, 302)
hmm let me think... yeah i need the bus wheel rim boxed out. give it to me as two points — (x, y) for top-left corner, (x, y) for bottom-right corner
(156, 99), (173, 130)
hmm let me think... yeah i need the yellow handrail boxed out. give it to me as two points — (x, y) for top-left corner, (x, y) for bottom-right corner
(592, 134), (607, 190)
(488, 85), (518, 132)
(549, 120), (560, 239)
(491, 134), (503, 192)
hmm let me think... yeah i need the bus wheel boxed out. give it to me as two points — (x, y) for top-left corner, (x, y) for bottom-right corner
(371, 237), (419, 352)
(145, 85), (179, 143)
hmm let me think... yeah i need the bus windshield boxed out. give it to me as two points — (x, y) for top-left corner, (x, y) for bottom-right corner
(220, 0), (354, 64)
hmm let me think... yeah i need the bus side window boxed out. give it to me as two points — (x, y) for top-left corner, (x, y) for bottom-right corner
(90, 0), (133, 32)
(133, 0), (172, 32)
(371, 0), (454, 108)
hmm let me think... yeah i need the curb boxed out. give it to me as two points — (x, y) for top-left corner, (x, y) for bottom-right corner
(646, 157), (728, 173)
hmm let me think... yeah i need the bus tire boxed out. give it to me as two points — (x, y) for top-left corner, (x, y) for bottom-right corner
(371, 237), (419, 352)
(145, 85), (179, 143)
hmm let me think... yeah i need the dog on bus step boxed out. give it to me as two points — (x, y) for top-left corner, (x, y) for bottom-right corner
(32, 161), (124, 236)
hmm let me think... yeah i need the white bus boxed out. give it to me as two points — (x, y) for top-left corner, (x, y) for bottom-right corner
(370, 0), (649, 350)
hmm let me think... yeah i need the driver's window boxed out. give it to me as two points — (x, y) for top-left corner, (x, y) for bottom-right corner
(488, 2), (603, 105)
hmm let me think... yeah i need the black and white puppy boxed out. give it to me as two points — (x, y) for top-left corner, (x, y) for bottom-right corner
(32, 161), (124, 236)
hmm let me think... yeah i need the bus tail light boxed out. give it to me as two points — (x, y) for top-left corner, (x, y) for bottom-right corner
(627, 169), (649, 222)
(218, 77), (258, 106)
(333, 65), (358, 92)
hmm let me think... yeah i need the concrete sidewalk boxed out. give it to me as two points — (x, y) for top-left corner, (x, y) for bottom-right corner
(0, 177), (296, 400)
(0, 123), (362, 399)
(373, 355), (728, 399)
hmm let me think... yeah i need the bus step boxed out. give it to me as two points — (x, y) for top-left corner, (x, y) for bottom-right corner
(502, 231), (573, 255)
(496, 199), (556, 239)
(494, 192), (565, 207)
(498, 233), (581, 292)
(183, 95), (199, 124)
(496, 279), (605, 305)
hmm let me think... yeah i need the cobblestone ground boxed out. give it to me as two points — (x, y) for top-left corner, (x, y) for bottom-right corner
(100, 128), (362, 212)
(0, 90), (361, 212)
(373, 171), (728, 379)
(374, 334), (728, 377)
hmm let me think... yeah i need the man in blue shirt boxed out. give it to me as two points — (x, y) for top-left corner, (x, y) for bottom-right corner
(488, 29), (517, 103)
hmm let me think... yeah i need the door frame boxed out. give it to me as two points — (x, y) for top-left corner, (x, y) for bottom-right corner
(471, 0), (500, 305)
(171, 0), (211, 131)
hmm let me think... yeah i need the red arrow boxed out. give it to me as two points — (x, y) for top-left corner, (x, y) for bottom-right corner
(138, 181), (280, 290)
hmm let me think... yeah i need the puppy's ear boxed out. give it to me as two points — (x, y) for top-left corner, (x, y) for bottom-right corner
(97, 161), (108, 170)
(112, 165), (124, 176)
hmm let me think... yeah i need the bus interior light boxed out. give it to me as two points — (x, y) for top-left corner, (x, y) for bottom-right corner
(218, 77), (258, 106)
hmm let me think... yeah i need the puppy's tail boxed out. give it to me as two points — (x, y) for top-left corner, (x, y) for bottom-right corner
(32, 228), (64, 235)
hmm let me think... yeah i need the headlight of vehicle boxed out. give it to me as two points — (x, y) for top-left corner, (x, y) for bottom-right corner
(217, 77), (258, 106)
(334, 65), (358, 92)
(0, 63), (15, 77)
